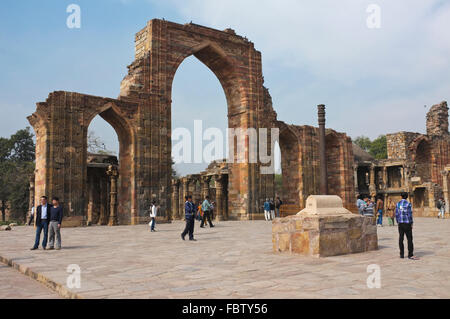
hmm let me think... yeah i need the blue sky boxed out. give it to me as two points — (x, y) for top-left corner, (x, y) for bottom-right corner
(1, 0), (449, 175)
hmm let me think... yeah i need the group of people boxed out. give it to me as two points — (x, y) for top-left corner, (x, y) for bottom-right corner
(263, 197), (282, 221)
(356, 195), (396, 226)
(29, 196), (63, 250)
(358, 193), (418, 260)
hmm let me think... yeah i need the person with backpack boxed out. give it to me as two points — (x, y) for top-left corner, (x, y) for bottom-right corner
(200, 196), (214, 228)
(437, 197), (446, 219)
(395, 193), (419, 260)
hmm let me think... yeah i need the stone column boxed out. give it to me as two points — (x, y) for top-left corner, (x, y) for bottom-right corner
(171, 179), (179, 221)
(369, 165), (376, 201)
(382, 166), (388, 189)
(201, 176), (211, 200)
(107, 165), (119, 226)
(443, 170), (450, 213)
(87, 171), (95, 225)
(353, 164), (359, 197)
(214, 174), (226, 221)
(400, 166), (405, 188)
(318, 104), (328, 195)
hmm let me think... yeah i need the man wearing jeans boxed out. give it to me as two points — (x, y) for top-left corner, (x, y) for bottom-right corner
(48, 197), (63, 250)
(30, 196), (52, 250)
(395, 193), (419, 260)
(181, 195), (196, 241)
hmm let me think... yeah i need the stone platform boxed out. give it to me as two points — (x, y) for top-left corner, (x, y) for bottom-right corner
(1, 219), (450, 298)
(273, 196), (377, 257)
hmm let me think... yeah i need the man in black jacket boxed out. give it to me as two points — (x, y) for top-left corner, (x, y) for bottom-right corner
(31, 196), (52, 250)
(48, 197), (63, 250)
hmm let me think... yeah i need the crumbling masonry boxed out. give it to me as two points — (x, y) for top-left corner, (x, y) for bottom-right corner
(28, 19), (356, 226)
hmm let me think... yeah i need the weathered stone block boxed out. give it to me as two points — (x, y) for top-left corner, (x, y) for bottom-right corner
(272, 195), (378, 257)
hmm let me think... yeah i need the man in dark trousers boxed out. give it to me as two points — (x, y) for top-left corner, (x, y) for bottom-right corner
(48, 197), (63, 250)
(200, 195), (214, 228)
(30, 196), (52, 250)
(181, 195), (196, 241)
(395, 193), (419, 260)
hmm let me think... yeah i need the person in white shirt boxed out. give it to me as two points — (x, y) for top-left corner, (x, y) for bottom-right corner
(149, 200), (158, 232)
(31, 196), (52, 250)
(28, 206), (35, 226)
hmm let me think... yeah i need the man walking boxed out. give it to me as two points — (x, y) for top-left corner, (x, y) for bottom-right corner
(263, 198), (271, 221)
(181, 195), (196, 241)
(149, 200), (158, 232)
(200, 196), (214, 228)
(30, 196), (52, 250)
(28, 205), (35, 226)
(395, 193), (419, 260)
(48, 197), (63, 250)
(376, 195), (384, 227)
(275, 197), (282, 218)
(437, 197), (446, 219)
(269, 199), (275, 220)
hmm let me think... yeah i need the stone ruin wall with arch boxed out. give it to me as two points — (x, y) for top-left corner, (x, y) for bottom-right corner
(28, 19), (356, 226)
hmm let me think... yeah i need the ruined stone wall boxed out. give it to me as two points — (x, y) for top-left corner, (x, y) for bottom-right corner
(119, 19), (277, 220)
(276, 122), (355, 212)
(28, 92), (140, 225)
(387, 132), (422, 160)
(427, 101), (449, 137)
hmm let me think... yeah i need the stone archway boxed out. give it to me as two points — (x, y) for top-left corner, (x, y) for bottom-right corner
(278, 125), (301, 206)
(120, 19), (277, 220)
(414, 139), (432, 182)
(28, 93), (137, 226)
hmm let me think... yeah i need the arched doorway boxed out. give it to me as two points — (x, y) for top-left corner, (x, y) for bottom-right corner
(415, 139), (432, 182)
(278, 126), (301, 206)
(84, 104), (135, 225)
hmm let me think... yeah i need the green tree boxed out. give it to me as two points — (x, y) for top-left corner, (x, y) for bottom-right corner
(354, 136), (372, 152)
(0, 128), (35, 222)
(369, 135), (387, 159)
(354, 135), (387, 160)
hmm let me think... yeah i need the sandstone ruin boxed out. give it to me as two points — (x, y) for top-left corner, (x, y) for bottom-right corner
(27, 19), (366, 226)
(354, 101), (450, 217)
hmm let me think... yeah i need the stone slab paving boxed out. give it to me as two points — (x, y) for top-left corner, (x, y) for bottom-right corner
(0, 264), (60, 299)
(0, 218), (449, 299)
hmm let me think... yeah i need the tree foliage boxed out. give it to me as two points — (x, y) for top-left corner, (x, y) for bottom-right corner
(0, 127), (35, 222)
(87, 130), (116, 155)
(354, 135), (387, 160)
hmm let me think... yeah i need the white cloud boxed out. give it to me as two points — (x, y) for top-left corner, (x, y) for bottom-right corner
(165, 0), (450, 139)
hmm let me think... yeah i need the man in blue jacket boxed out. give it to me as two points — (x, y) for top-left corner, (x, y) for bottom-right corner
(181, 195), (196, 241)
(30, 196), (52, 250)
(395, 193), (419, 260)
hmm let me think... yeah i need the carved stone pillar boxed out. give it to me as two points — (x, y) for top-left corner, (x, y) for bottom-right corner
(201, 176), (211, 200)
(107, 165), (119, 226)
(400, 166), (405, 188)
(369, 165), (376, 200)
(382, 166), (388, 189)
(171, 179), (180, 221)
(353, 165), (359, 197)
(318, 104), (328, 195)
(87, 171), (94, 225)
(214, 174), (226, 221)
(443, 170), (450, 213)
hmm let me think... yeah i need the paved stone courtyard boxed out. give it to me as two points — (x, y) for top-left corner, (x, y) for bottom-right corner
(1, 218), (449, 298)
